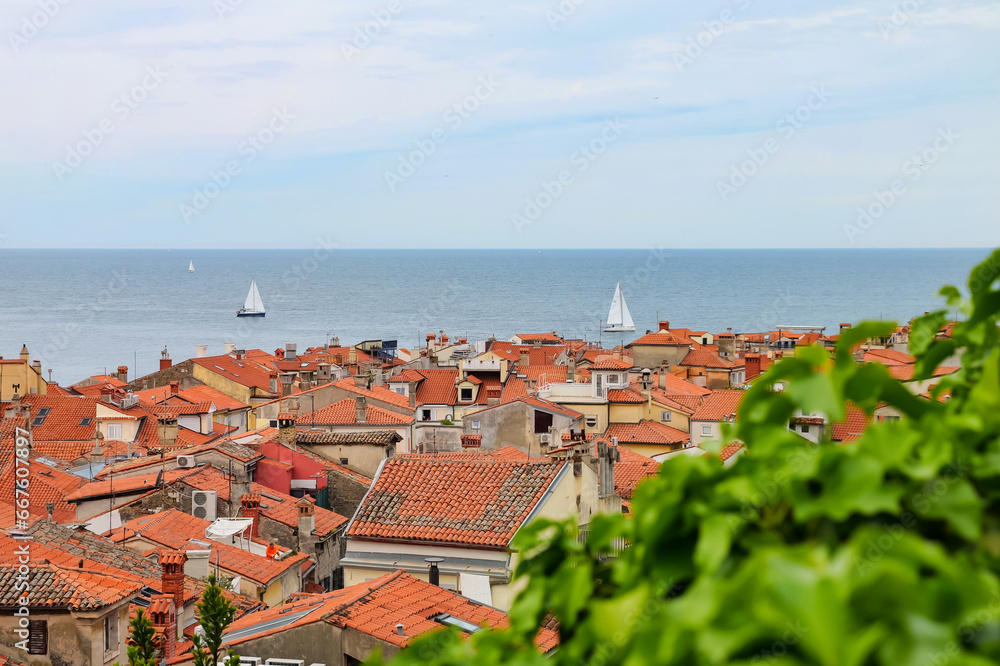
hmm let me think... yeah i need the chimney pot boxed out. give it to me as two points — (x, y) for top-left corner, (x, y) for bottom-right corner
(355, 396), (367, 423)
(659, 321), (670, 331)
(169, 381), (179, 395)
(396, 623), (405, 637)
(425, 557), (443, 587)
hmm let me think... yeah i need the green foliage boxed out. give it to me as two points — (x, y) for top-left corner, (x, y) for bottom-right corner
(112, 608), (159, 666)
(371, 249), (1000, 665)
(192, 575), (241, 666)
(441, 417), (454, 426)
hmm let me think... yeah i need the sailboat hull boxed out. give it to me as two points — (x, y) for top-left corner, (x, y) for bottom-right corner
(603, 325), (635, 332)
(236, 311), (265, 317)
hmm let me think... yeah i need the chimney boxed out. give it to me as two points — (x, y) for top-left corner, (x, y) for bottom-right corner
(352, 373), (370, 389)
(744, 353), (762, 380)
(657, 365), (667, 389)
(160, 347), (172, 371)
(659, 321), (670, 332)
(269, 372), (279, 395)
(159, 550), (187, 615)
(278, 412), (296, 447)
(6, 392), (21, 418)
(519, 351), (530, 366)
(240, 493), (261, 539)
(19, 344), (29, 361)
(533, 340), (542, 349)
(280, 373), (295, 396)
(169, 381), (179, 395)
(90, 432), (104, 462)
(316, 363), (331, 384)
(285, 342), (297, 361)
(639, 368), (652, 396)
(355, 396), (367, 424)
(235, 349), (244, 361)
(396, 624), (405, 637)
(348, 348), (357, 366)
(231, 480), (251, 509)
(183, 549), (211, 580)
(99, 386), (114, 404)
(407, 381), (417, 409)
(373, 368), (384, 387)
(568, 355), (576, 382)
(274, 347), (285, 360)
(195, 345), (208, 358)
(296, 498), (316, 555)
(148, 595), (178, 659)
(45, 502), (54, 522)
(426, 333), (436, 353)
(425, 557), (443, 587)
(840, 323), (852, 331)
(224, 342), (236, 355)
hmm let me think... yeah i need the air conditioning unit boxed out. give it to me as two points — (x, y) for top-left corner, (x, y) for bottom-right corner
(265, 660), (306, 666)
(268, 419), (279, 428)
(177, 455), (197, 468)
(238, 659), (262, 666)
(539, 433), (551, 445)
(191, 490), (217, 521)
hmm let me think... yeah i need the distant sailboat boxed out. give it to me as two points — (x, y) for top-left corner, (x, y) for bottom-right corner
(603, 282), (635, 332)
(188, 260), (195, 273)
(237, 280), (266, 317)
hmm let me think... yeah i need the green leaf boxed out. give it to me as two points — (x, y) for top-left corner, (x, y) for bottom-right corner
(694, 514), (732, 574)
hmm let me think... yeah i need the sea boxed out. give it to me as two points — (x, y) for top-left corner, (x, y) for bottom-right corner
(0, 248), (990, 386)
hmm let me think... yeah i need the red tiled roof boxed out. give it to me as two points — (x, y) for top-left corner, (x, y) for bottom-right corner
(887, 365), (958, 382)
(110, 509), (309, 585)
(0, 458), (83, 525)
(406, 368), (459, 405)
(191, 354), (274, 390)
(331, 378), (414, 411)
(863, 348), (916, 365)
(607, 388), (645, 404)
(19, 395), (98, 441)
(299, 398), (414, 426)
(649, 391), (699, 414)
(831, 404), (872, 442)
(515, 333), (563, 343)
(64, 468), (198, 503)
(402, 446), (550, 464)
(719, 443), (745, 461)
(655, 372), (713, 396)
(614, 446), (659, 499)
(516, 395), (583, 419)
(680, 349), (738, 369)
(348, 458), (564, 547)
(386, 369), (427, 384)
(486, 342), (565, 366)
(629, 330), (691, 346)
(691, 390), (746, 422)
(0, 562), (141, 610)
(590, 358), (634, 370)
(605, 421), (690, 446)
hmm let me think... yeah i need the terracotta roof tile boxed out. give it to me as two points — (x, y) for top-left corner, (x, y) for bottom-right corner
(607, 388), (646, 404)
(605, 421), (690, 446)
(0, 562), (142, 610)
(347, 458), (564, 547)
(299, 398), (414, 426)
(680, 349), (738, 369)
(613, 446), (659, 499)
(19, 395), (98, 441)
(691, 390), (747, 422)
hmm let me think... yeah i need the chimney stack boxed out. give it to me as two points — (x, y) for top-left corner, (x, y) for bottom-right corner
(159, 550), (187, 616)
(568, 355), (576, 382)
(296, 498), (316, 556)
(160, 347), (172, 371)
(169, 381), (179, 395)
(19, 344), (29, 361)
(407, 382), (417, 409)
(285, 342), (297, 361)
(157, 416), (178, 449)
(240, 493), (261, 539)
(659, 321), (670, 332)
(231, 480), (251, 509)
(355, 396), (367, 423)
(269, 372), (279, 395)
(744, 353), (762, 380)
(195, 345), (208, 358)
(533, 340), (542, 349)
(519, 351), (530, 366)
(280, 373), (295, 396)
(148, 595), (178, 659)
(99, 386), (114, 404)
(224, 342), (236, 355)
(425, 557), (443, 587)
(277, 412), (296, 447)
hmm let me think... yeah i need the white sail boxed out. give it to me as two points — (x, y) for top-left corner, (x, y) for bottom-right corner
(244, 280), (265, 313)
(605, 282), (635, 331)
(188, 260), (195, 273)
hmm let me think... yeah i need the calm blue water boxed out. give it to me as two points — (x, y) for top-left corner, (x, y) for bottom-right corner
(0, 248), (989, 385)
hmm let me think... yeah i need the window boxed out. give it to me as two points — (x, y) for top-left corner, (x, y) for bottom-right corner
(393, 387), (406, 395)
(460, 387), (473, 402)
(104, 614), (119, 653)
(701, 425), (712, 436)
(661, 411), (671, 422)
(79, 417), (92, 426)
(585, 415), (598, 428)
(534, 410), (553, 435)
(606, 374), (619, 385)
(472, 421), (481, 430)
(801, 424), (810, 433)
(421, 409), (432, 421)
(107, 423), (122, 439)
(432, 613), (482, 634)
(28, 620), (47, 654)
(340, 458), (349, 465)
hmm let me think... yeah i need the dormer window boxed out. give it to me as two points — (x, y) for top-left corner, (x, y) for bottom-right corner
(606, 374), (619, 385)
(460, 387), (473, 402)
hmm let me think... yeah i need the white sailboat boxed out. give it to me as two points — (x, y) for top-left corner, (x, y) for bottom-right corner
(188, 260), (195, 273)
(603, 282), (635, 332)
(237, 280), (266, 317)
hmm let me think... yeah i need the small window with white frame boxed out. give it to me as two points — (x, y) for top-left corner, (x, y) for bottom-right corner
(661, 410), (671, 422)
(585, 415), (597, 428)
(701, 424), (712, 436)
(107, 423), (122, 440)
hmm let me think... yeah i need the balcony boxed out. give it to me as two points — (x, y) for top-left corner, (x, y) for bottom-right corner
(462, 358), (503, 372)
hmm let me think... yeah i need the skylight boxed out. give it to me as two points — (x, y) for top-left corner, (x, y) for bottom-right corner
(79, 418), (92, 426)
(432, 614), (482, 634)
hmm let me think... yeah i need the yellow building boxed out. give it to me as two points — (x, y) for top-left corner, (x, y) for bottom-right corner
(0, 345), (48, 401)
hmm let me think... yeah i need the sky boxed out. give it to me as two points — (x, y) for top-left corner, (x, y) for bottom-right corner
(0, 0), (997, 249)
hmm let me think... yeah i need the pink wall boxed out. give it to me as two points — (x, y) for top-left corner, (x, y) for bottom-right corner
(261, 440), (328, 491)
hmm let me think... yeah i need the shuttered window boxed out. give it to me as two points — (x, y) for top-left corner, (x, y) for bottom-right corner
(28, 620), (47, 654)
